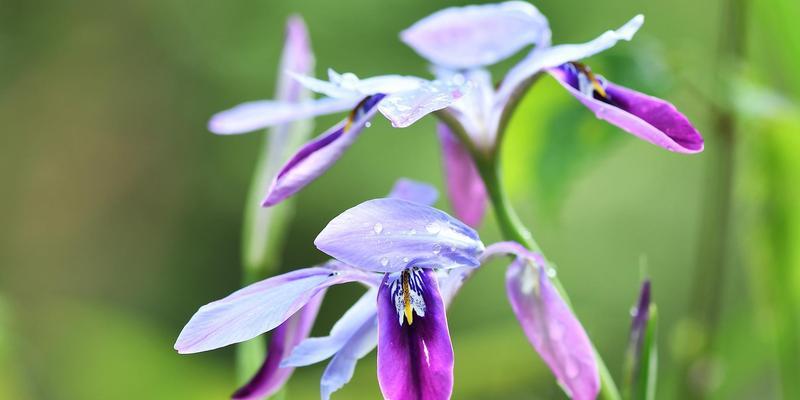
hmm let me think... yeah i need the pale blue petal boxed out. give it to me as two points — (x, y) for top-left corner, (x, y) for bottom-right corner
(388, 178), (439, 206)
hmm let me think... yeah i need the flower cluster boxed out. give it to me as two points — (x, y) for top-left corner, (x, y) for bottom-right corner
(176, 2), (701, 400)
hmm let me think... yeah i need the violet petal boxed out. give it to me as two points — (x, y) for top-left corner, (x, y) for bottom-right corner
(401, 1), (550, 68)
(261, 94), (385, 206)
(377, 270), (454, 400)
(389, 178), (439, 206)
(315, 198), (485, 273)
(506, 259), (600, 400)
(231, 291), (326, 400)
(437, 123), (487, 228)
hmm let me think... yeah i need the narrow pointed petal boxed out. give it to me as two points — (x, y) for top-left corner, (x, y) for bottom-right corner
(548, 66), (704, 153)
(290, 72), (361, 99)
(232, 291), (326, 400)
(498, 15), (644, 104)
(377, 270), (454, 400)
(320, 314), (379, 400)
(437, 123), (487, 227)
(315, 198), (485, 273)
(401, 1), (550, 68)
(282, 288), (377, 367)
(277, 15), (314, 99)
(208, 98), (358, 135)
(378, 80), (469, 128)
(262, 94), (385, 206)
(174, 264), (364, 354)
(389, 178), (439, 206)
(506, 260), (600, 400)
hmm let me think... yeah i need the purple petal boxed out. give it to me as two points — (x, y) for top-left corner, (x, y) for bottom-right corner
(277, 15), (315, 100)
(628, 280), (651, 358)
(401, 1), (550, 68)
(437, 123), (487, 228)
(282, 288), (378, 367)
(319, 313), (378, 400)
(498, 15), (643, 105)
(377, 270), (454, 400)
(262, 94), (385, 207)
(378, 80), (469, 128)
(388, 178), (439, 206)
(174, 264), (366, 354)
(506, 259), (600, 400)
(548, 66), (704, 153)
(232, 291), (325, 400)
(315, 198), (485, 273)
(208, 98), (358, 135)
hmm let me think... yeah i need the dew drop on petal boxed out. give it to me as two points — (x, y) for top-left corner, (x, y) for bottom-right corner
(409, 229), (417, 235)
(403, 257), (410, 263)
(380, 257), (390, 267)
(425, 222), (441, 235)
(365, 121), (372, 128)
(630, 306), (638, 317)
(373, 223), (383, 234)
(547, 267), (557, 278)
(432, 243), (442, 255)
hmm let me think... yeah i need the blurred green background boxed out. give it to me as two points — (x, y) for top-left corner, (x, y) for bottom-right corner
(1, 0), (798, 399)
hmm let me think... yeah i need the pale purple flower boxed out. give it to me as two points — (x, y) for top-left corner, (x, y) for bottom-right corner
(402, 2), (704, 224)
(176, 179), (602, 399)
(209, 53), (469, 207)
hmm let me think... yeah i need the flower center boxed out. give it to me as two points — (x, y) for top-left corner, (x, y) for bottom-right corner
(566, 62), (611, 102)
(390, 268), (426, 326)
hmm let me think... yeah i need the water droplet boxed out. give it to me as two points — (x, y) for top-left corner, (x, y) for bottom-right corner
(403, 257), (410, 263)
(409, 229), (417, 235)
(365, 121), (372, 128)
(373, 223), (383, 234)
(547, 268), (557, 278)
(380, 257), (390, 267)
(432, 243), (442, 255)
(425, 222), (441, 234)
(450, 246), (456, 252)
(629, 306), (638, 317)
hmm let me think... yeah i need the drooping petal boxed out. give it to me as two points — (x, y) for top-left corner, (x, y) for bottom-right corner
(401, 1), (551, 68)
(377, 269), (454, 400)
(378, 80), (469, 128)
(262, 94), (386, 206)
(437, 123), (487, 228)
(506, 258), (600, 400)
(389, 178), (439, 206)
(174, 264), (367, 354)
(315, 198), (485, 273)
(319, 313), (378, 400)
(232, 291), (326, 400)
(281, 289), (378, 368)
(498, 15), (644, 105)
(435, 68), (497, 147)
(208, 98), (358, 135)
(548, 65), (704, 153)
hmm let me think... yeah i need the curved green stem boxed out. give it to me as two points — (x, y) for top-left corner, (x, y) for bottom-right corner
(476, 155), (621, 400)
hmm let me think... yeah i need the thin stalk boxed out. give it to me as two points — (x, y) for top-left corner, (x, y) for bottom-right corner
(475, 155), (621, 400)
(677, 0), (744, 397)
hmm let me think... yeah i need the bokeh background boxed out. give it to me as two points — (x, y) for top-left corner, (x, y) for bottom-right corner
(1, 0), (798, 399)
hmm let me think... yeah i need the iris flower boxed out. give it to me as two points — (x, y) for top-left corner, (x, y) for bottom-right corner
(401, 1), (704, 225)
(208, 40), (470, 207)
(175, 179), (600, 399)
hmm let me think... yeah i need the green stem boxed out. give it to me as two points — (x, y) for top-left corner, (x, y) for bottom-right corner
(474, 153), (621, 400)
(677, 0), (744, 397)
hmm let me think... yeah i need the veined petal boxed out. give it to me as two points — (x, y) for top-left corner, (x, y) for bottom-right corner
(389, 178), (439, 206)
(315, 198), (485, 273)
(232, 291), (325, 400)
(507, 258), (600, 400)
(174, 264), (365, 354)
(377, 270), (454, 400)
(320, 312), (379, 400)
(262, 94), (385, 207)
(437, 123), (487, 228)
(282, 288), (378, 367)
(498, 15), (644, 105)
(549, 65), (704, 153)
(378, 79), (469, 128)
(208, 98), (358, 135)
(401, 1), (551, 68)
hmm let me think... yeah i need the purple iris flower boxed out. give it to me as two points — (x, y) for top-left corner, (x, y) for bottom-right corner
(175, 179), (600, 399)
(402, 1), (704, 225)
(208, 40), (470, 208)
